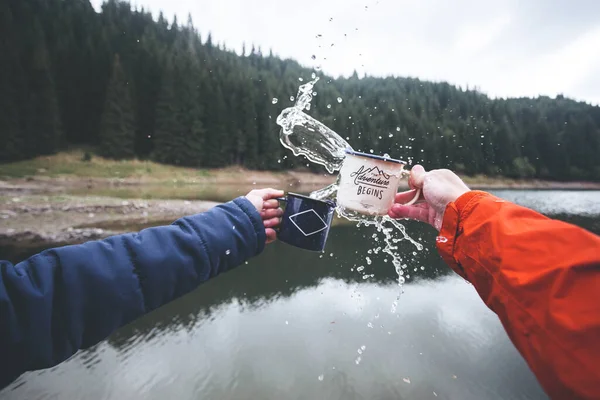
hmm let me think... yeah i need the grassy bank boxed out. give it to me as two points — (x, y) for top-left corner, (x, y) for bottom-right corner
(0, 150), (336, 188)
(0, 150), (236, 180)
(2, 150), (600, 190)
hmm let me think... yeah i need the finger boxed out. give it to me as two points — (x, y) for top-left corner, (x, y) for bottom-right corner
(409, 165), (426, 189)
(394, 189), (421, 205)
(388, 204), (430, 224)
(255, 188), (285, 200)
(262, 199), (280, 209)
(265, 228), (277, 244)
(263, 217), (281, 228)
(261, 208), (284, 219)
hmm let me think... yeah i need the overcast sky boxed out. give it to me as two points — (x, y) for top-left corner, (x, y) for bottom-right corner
(90, 0), (600, 105)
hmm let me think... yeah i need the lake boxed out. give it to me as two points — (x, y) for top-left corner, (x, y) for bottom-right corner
(2, 190), (599, 400)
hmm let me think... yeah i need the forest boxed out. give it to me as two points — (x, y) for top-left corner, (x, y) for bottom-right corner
(2, 0), (600, 180)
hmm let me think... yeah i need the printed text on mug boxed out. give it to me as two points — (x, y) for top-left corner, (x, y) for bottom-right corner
(350, 165), (391, 200)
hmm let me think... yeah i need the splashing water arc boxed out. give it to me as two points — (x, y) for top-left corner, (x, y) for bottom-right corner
(276, 77), (352, 174)
(275, 76), (423, 297)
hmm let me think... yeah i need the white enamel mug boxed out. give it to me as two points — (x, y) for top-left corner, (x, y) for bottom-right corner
(337, 149), (420, 216)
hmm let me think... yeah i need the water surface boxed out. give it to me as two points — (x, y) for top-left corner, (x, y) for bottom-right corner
(2, 190), (599, 400)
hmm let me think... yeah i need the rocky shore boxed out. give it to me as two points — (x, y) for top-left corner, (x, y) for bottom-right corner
(0, 193), (219, 246)
(2, 173), (600, 248)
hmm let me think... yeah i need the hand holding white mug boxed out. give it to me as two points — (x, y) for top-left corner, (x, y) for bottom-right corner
(388, 165), (470, 230)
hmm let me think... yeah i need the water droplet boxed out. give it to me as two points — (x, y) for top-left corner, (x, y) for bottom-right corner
(225, 249), (231, 255)
(318, 374), (324, 381)
(285, 320), (289, 325)
(366, 257), (372, 265)
(311, 55), (316, 60)
(396, 127), (401, 131)
(272, 98), (278, 104)
(290, 96), (295, 101)
(389, 133), (394, 138)
(357, 266), (364, 272)
(367, 322), (373, 328)
(337, 97), (343, 103)
(298, 77), (304, 82)
(326, 104), (332, 109)
(403, 377), (411, 384)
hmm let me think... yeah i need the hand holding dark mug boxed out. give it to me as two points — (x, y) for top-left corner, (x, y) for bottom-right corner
(245, 188), (285, 244)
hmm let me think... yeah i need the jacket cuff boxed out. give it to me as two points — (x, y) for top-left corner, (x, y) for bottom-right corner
(233, 197), (266, 255)
(436, 190), (492, 278)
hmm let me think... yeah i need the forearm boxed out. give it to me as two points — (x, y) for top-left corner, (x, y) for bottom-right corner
(437, 191), (600, 399)
(0, 197), (265, 386)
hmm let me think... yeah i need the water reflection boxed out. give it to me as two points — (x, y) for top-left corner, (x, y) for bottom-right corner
(4, 190), (596, 399)
(1, 222), (547, 400)
(490, 190), (600, 217)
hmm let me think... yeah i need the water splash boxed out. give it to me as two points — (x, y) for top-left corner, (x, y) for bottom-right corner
(276, 76), (423, 307)
(309, 177), (340, 201)
(276, 77), (351, 173)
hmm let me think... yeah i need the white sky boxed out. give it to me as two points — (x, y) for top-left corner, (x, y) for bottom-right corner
(91, 0), (600, 105)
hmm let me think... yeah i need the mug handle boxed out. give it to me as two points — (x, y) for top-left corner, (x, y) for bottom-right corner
(274, 197), (287, 233)
(398, 188), (421, 206)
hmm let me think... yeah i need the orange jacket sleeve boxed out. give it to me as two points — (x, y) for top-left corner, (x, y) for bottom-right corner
(436, 191), (600, 400)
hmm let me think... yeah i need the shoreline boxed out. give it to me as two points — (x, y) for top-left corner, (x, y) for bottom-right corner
(3, 171), (600, 194)
(2, 171), (600, 250)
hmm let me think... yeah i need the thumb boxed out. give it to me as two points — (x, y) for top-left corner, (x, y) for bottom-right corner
(409, 164), (427, 189)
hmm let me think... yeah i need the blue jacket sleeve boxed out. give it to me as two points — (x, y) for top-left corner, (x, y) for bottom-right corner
(0, 197), (265, 387)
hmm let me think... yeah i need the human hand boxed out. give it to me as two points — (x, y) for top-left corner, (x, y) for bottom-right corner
(245, 188), (285, 244)
(389, 165), (470, 230)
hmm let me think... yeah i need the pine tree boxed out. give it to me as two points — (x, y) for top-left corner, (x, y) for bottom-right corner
(152, 59), (180, 164)
(0, 2), (24, 161)
(203, 82), (228, 167)
(98, 54), (136, 159)
(25, 20), (63, 156)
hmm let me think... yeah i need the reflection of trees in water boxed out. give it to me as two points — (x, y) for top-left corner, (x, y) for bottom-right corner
(106, 223), (452, 351)
(7, 213), (596, 354)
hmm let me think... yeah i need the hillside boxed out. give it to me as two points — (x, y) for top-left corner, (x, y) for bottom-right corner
(1, 0), (600, 181)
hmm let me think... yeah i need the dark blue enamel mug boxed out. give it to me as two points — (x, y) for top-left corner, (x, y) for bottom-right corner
(277, 193), (336, 252)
